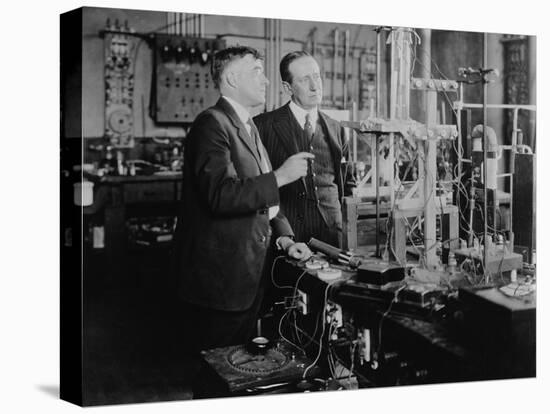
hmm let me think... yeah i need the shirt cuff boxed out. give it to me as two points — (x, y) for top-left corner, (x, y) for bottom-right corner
(275, 235), (294, 251)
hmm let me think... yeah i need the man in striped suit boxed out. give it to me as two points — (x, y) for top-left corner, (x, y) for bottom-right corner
(255, 51), (354, 248)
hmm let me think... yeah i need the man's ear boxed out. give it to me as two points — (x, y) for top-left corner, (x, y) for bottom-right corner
(225, 70), (237, 88)
(281, 81), (292, 95)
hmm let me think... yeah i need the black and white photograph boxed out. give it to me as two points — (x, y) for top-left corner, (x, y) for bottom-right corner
(3, 1), (547, 413)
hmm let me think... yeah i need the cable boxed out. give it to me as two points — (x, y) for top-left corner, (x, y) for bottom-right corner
(375, 285), (406, 361)
(271, 255), (306, 289)
(302, 281), (335, 379)
(326, 322), (339, 379)
(278, 307), (303, 351)
(348, 340), (357, 387)
(290, 270), (322, 349)
(278, 266), (311, 348)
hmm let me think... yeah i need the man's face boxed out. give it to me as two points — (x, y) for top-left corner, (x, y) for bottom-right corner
(229, 54), (269, 108)
(284, 56), (323, 110)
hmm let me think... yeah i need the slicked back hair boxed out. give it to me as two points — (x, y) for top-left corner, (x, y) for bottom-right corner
(279, 50), (312, 84)
(211, 46), (263, 89)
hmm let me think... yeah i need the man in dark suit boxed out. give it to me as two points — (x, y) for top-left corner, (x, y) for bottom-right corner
(255, 51), (353, 248)
(172, 46), (313, 353)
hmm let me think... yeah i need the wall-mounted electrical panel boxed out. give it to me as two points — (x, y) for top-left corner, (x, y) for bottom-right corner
(153, 35), (225, 123)
(104, 20), (137, 147)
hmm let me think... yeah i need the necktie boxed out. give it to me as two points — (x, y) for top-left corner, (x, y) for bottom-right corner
(247, 118), (268, 173)
(248, 118), (279, 219)
(304, 113), (314, 144)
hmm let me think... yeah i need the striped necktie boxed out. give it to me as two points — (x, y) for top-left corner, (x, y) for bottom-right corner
(248, 118), (268, 173)
(247, 118), (279, 219)
(304, 113), (314, 143)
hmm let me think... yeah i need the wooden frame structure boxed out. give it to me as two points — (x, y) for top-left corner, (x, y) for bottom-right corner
(341, 28), (459, 269)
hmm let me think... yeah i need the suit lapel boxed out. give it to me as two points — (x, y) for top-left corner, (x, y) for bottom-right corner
(318, 111), (343, 161)
(215, 97), (263, 170)
(272, 103), (300, 156)
(318, 111), (345, 197)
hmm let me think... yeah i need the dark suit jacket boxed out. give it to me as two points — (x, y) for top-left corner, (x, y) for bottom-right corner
(173, 97), (293, 312)
(254, 103), (352, 242)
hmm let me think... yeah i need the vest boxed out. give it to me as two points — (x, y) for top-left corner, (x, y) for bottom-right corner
(292, 116), (342, 245)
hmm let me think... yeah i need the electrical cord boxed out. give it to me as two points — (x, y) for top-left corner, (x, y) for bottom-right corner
(302, 281), (336, 379)
(277, 267), (311, 350)
(271, 255), (307, 289)
(375, 284), (406, 361)
(278, 307), (303, 351)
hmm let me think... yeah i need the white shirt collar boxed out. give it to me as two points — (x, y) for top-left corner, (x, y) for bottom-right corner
(222, 95), (251, 126)
(289, 100), (318, 129)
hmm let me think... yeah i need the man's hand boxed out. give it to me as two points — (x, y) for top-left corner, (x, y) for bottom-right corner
(286, 242), (312, 260)
(274, 152), (315, 187)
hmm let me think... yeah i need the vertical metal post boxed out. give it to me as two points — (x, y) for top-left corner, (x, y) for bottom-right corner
(277, 20), (282, 108)
(509, 108), (519, 249)
(352, 101), (358, 165)
(375, 28), (382, 256)
(375, 134), (380, 257)
(482, 33), (490, 282)
(333, 29), (339, 107)
(344, 30), (350, 109)
(376, 29), (381, 117)
(456, 83), (463, 227)
(424, 90), (438, 268)
(417, 28), (437, 268)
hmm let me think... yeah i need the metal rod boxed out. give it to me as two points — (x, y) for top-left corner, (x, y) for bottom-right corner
(509, 108), (519, 251)
(461, 103), (536, 110)
(375, 134), (380, 257)
(332, 29), (339, 107)
(266, 19), (274, 111)
(456, 83), (463, 233)
(344, 30), (350, 109)
(273, 20), (277, 109)
(270, 19), (275, 111)
(352, 101), (358, 165)
(376, 28), (381, 118)
(374, 27), (383, 256)
(482, 32), (489, 282)
(277, 19), (282, 108)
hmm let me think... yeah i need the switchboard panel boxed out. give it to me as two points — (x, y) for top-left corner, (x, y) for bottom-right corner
(153, 35), (225, 123)
(104, 22), (138, 147)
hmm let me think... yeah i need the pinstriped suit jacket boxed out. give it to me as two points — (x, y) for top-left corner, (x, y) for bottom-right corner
(254, 103), (352, 244)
